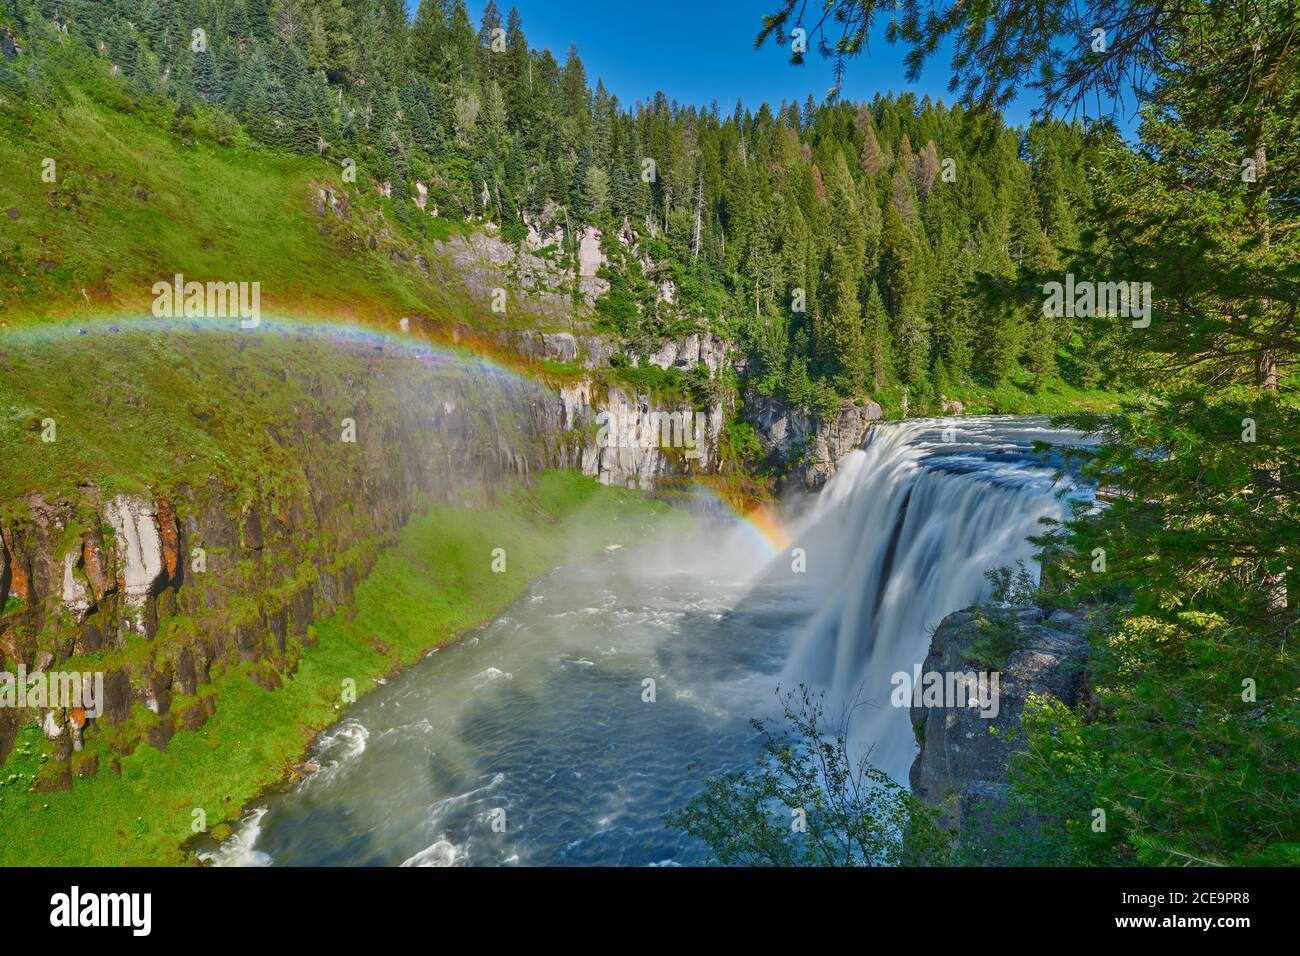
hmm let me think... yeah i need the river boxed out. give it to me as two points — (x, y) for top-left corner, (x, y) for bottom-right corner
(202, 415), (1092, 866)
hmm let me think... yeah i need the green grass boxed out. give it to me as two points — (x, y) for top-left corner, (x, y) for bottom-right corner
(870, 372), (1125, 420)
(0, 470), (682, 866)
(945, 377), (1127, 416)
(0, 47), (490, 334)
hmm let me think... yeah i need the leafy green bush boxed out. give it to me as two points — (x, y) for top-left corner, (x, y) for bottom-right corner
(667, 686), (951, 866)
(719, 419), (764, 473)
(606, 352), (685, 399)
(1010, 394), (1300, 865)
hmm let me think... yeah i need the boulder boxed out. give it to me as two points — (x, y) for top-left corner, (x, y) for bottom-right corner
(909, 607), (1092, 842)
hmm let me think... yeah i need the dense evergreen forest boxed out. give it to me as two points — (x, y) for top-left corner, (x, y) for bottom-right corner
(1, 0), (1108, 414)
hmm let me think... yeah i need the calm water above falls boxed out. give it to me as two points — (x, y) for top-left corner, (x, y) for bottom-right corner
(204, 416), (1092, 867)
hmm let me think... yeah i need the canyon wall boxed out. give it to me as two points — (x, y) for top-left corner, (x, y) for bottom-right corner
(745, 392), (885, 490)
(0, 320), (746, 784)
(522, 329), (732, 489)
(0, 328), (556, 784)
(320, 188), (875, 493)
(0, 209), (882, 786)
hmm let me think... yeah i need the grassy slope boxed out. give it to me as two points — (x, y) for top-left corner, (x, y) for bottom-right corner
(0, 471), (680, 866)
(922, 372), (1124, 416)
(0, 49), (495, 332)
(1, 323), (347, 509)
(0, 320), (544, 521)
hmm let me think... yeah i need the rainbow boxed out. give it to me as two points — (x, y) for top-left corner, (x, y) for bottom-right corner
(688, 487), (793, 556)
(740, 501), (794, 554)
(3, 314), (799, 557)
(0, 313), (544, 385)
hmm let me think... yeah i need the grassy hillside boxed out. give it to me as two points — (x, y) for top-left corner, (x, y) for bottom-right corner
(0, 45), (487, 331)
(0, 319), (531, 513)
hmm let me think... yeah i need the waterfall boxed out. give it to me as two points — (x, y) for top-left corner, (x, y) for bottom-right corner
(781, 416), (1089, 781)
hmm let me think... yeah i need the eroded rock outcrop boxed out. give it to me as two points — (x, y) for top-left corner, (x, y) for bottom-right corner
(746, 393), (884, 489)
(553, 381), (726, 489)
(432, 224), (607, 321)
(576, 225), (610, 301)
(496, 329), (617, 370)
(641, 331), (730, 377)
(909, 606), (1092, 842)
(59, 551), (93, 624)
(103, 495), (169, 632)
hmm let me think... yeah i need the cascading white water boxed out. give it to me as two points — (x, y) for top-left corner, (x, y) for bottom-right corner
(204, 414), (1091, 866)
(781, 416), (1089, 782)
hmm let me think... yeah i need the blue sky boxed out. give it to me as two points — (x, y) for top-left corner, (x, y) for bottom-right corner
(406, 0), (1046, 128)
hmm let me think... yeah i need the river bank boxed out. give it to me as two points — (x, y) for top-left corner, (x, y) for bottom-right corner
(0, 471), (681, 865)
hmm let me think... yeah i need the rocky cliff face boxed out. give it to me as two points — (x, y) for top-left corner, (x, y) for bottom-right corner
(497, 322), (879, 492)
(429, 208), (610, 322)
(745, 393), (884, 490)
(308, 196), (801, 491)
(0, 328), (560, 784)
(0, 318), (742, 783)
(540, 331), (732, 489)
(421, 217), (734, 490)
(495, 328), (617, 370)
(550, 379), (726, 490)
(908, 606), (1092, 842)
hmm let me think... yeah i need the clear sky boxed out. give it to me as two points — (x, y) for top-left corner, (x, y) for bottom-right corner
(405, 0), (1046, 128)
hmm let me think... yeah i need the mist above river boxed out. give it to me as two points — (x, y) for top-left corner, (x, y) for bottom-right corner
(203, 416), (1091, 867)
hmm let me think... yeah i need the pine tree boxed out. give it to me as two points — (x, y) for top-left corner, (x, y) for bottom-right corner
(477, 0), (504, 85)
(863, 280), (892, 390)
(820, 248), (866, 393)
(191, 40), (218, 102)
(243, 81), (277, 145)
(446, 0), (477, 88)
(287, 79), (319, 153)
(858, 120), (882, 175)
